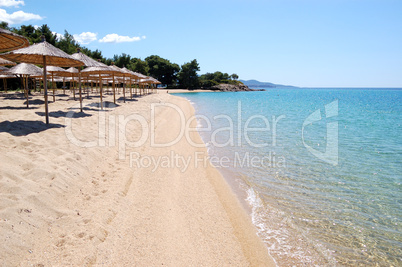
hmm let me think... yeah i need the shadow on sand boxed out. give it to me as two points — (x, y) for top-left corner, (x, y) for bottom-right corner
(24, 99), (45, 105)
(0, 106), (38, 110)
(1, 93), (26, 99)
(0, 120), (65, 136)
(117, 97), (138, 102)
(35, 110), (92, 118)
(86, 101), (120, 109)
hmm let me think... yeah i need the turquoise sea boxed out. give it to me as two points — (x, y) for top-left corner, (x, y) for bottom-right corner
(174, 88), (401, 266)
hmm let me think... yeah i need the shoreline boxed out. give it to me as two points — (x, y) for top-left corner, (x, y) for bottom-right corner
(163, 89), (216, 93)
(0, 90), (275, 265)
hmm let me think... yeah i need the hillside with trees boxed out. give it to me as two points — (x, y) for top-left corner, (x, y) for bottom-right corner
(0, 22), (245, 90)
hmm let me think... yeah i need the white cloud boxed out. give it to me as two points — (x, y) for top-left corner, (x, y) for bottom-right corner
(52, 31), (63, 41)
(99, 33), (145, 43)
(73, 32), (98, 45)
(0, 0), (24, 8)
(0, 8), (43, 24)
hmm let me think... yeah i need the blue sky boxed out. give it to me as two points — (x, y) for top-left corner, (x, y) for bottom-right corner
(1, 0), (401, 87)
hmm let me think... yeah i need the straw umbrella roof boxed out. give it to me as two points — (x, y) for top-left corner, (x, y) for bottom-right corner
(65, 67), (79, 79)
(71, 50), (106, 67)
(47, 65), (67, 72)
(0, 40), (84, 67)
(66, 67), (79, 74)
(81, 65), (115, 75)
(47, 66), (70, 77)
(0, 28), (30, 52)
(0, 73), (15, 78)
(85, 73), (111, 78)
(52, 77), (64, 82)
(133, 72), (148, 79)
(0, 57), (17, 66)
(139, 77), (153, 83)
(151, 77), (161, 84)
(108, 64), (125, 75)
(120, 67), (140, 78)
(143, 76), (160, 83)
(0, 66), (8, 72)
(5, 63), (44, 77)
(121, 67), (135, 76)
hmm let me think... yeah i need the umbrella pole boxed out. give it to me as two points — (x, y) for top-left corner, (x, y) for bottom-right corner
(112, 74), (116, 104)
(79, 67), (82, 112)
(43, 56), (49, 124)
(72, 75), (76, 100)
(25, 75), (29, 108)
(87, 77), (89, 99)
(99, 72), (103, 110)
(19, 75), (23, 98)
(123, 76), (126, 103)
(52, 73), (55, 102)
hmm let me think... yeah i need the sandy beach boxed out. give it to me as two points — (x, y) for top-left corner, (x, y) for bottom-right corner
(0, 89), (275, 266)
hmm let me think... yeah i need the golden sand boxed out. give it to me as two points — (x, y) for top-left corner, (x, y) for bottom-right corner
(0, 89), (275, 266)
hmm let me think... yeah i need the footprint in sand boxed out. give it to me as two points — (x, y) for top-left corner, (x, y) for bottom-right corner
(55, 238), (66, 248)
(76, 232), (85, 238)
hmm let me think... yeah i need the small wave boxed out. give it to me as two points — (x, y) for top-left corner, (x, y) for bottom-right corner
(243, 185), (334, 266)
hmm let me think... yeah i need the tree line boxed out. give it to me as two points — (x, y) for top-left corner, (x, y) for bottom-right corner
(1, 22), (242, 89)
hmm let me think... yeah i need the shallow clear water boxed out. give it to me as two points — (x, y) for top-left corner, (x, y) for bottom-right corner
(174, 88), (402, 266)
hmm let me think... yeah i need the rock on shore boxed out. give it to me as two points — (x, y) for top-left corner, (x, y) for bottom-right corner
(210, 83), (264, 92)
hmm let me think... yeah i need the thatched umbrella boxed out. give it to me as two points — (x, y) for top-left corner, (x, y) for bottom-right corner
(0, 28), (29, 52)
(139, 76), (156, 95)
(121, 67), (136, 99)
(150, 77), (161, 93)
(131, 72), (146, 95)
(71, 49), (105, 111)
(109, 64), (128, 103)
(0, 66), (8, 71)
(5, 63), (44, 107)
(81, 66), (115, 110)
(46, 66), (68, 101)
(0, 57), (16, 66)
(120, 67), (141, 100)
(65, 67), (78, 99)
(0, 36), (84, 124)
(71, 50), (105, 67)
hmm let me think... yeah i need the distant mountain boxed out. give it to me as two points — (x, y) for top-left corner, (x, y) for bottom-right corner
(240, 79), (298, 89)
